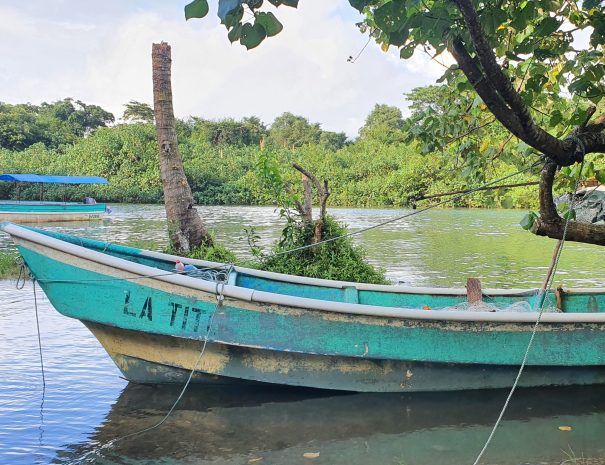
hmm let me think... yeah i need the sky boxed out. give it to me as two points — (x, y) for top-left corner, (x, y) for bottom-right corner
(0, 1), (447, 137)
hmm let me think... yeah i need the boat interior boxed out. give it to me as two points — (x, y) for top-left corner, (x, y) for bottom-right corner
(17, 225), (605, 313)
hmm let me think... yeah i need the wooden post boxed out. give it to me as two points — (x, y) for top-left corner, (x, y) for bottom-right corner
(466, 277), (483, 304)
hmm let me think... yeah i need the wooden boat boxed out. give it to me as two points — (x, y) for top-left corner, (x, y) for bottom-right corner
(0, 174), (110, 222)
(3, 221), (605, 392)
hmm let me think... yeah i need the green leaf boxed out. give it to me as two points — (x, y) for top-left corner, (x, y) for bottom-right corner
(255, 12), (283, 36)
(348, 0), (371, 13)
(224, 5), (244, 27)
(563, 209), (576, 221)
(549, 110), (563, 127)
(400, 45), (414, 59)
(596, 169), (605, 184)
(240, 23), (267, 49)
(228, 23), (242, 42)
(218, 0), (242, 23)
(374, 0), (407, 33)
(389, 27), (409, 46)
(535, 17), (562, 36)
(483, 8), (508, 34)
(520, 211), (538, 230)
(184, 0), (209, 20)
(505, 51), (523, 61)
(510, 3), (536, 30)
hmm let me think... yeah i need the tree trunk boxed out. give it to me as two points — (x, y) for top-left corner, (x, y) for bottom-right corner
(292, 163), (331, 244)
(152, 42), (211, 253)
(533, 161), (605, 246)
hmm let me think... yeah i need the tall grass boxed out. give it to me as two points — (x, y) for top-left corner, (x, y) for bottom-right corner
(0, 251), (20, 279)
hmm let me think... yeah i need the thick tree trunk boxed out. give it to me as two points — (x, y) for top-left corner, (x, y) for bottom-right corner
(532, 162), (605, 246)
(152, 42), (211, 253)
(446, 0), (605, 247)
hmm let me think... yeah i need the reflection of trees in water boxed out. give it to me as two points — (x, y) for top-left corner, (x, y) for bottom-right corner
(58, 384), (605, 464)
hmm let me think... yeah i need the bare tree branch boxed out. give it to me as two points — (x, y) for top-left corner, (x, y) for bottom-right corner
(292, 163), (331, 244)
(292, 163), (331, 219)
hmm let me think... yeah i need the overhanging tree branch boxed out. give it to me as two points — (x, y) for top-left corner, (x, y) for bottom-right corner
(450, 39), (527, 140)
(449, 0), (584, 166)
(533, 161), (605, 246)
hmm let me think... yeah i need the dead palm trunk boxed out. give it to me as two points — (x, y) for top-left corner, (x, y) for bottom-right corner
(152, 42), (211, 253)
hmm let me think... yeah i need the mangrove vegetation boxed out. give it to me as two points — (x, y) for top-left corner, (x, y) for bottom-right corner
(0, 89), (542, 210)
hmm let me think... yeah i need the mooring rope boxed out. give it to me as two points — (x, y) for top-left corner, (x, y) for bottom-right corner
(15, 260), (27, 290)
(17, 261), (230, 462)
(32, 279), (46, 389)
(72, 284), (225, 463)
(471, 159), (585, 465)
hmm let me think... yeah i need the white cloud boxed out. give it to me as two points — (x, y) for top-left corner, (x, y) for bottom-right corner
(0, 1), (445, 137)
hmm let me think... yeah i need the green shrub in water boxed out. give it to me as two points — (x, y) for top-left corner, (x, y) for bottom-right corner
(256, 215), (388, 284)
(186, 242), (238, 264)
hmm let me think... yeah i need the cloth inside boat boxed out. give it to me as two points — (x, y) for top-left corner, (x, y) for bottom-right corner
(555, 188), (605, 224)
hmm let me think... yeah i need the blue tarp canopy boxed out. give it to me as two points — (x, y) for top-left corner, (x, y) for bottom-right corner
(0, 174), (109, 185)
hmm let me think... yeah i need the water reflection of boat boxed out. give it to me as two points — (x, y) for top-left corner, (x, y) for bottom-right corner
(4, 222), (605, 392)
(61, 385), (605, 465)
(0, 174), (110, 222)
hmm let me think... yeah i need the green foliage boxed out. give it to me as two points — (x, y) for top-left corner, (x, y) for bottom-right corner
(189, 116), (266, 147)
(359, 104), (405, 143)
(186, 242), (239, 263)
(245, 150), (388, 283)
(0, 94), (546, 210)
(267, 112), (347, 150)
(183, 0), (297, 49)
(346, 0), (605, 115)
(0, 99), (114, 150)
(319, 131), (348, 151)
(520, 211), (538, 230)
(0, 251), (20, 279)
(268, 112), (321, 148)
(123, 100), (154, 124)
(61, 123), (162, 202)
(256, 215), (388, 284)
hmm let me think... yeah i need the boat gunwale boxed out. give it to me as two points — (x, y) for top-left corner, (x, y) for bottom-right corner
(4, 221), (605, 324)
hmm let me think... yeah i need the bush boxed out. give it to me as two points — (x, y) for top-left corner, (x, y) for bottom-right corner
(0, 251), (20, 279)
(257, 215), (388, 284)
(186, 242), (238, 264)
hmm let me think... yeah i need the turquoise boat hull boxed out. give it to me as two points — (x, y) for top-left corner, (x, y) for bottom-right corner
(3, 222), (605, 392)
(0, 201), (107, 222)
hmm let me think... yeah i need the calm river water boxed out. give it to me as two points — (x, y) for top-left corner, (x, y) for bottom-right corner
(1, 204), (605, 465)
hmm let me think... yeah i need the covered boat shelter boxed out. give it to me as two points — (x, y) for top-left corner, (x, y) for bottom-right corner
(0, 174), (109, 184)
(0, 174), (110, 223)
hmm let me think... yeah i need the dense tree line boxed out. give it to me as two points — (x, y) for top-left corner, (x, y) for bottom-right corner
(0, 94), (540, 209)
(0, 98), (114, 150)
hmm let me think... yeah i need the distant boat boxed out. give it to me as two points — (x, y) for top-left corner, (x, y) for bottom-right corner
(0, 174), (110, 222)
(3, 222), (605, 392)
